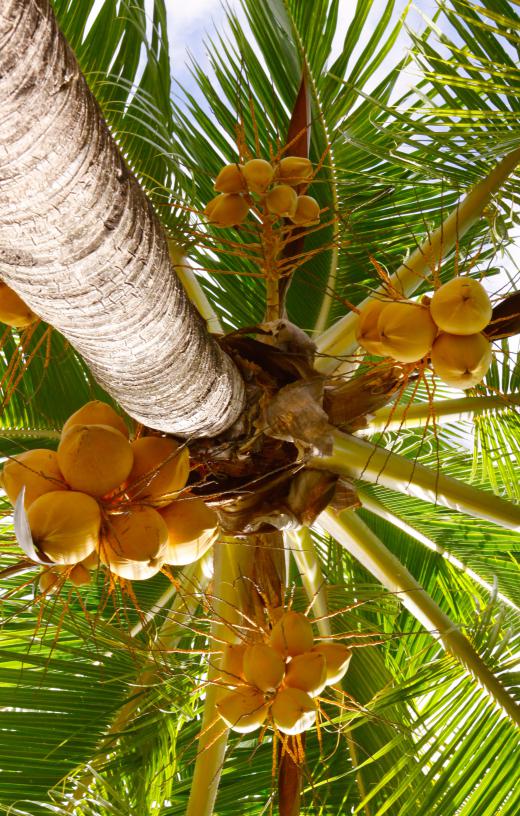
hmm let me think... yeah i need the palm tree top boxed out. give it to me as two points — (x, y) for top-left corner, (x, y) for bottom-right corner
(0, 1), (519, 815)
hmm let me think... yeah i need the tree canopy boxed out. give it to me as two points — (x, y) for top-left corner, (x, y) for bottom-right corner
(0, 1), (519, 815)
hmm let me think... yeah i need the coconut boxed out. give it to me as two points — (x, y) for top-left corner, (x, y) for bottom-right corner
(68, 563), (92, 586)
(220, 643), (247, 687)
(81, 550), (100, 570)
(311, 642), (352, 685)
(269, 611), (314, 658)
(38, 568), (62, 595)
(128, 437), (189, 506)
(271, 687), (316, 735)
(284, 651), (327, 697)
(265, 185), (298, 218)
(241, 159), (275, 193)
(290, 195), (320, 226)
(214, 163), (246, 193)
(355, 299), (389, 356)
(278, 156), (313, 186)
(243, 643), (285, 692)
(204, 193), (249, 228)
(1, 449), (67, 508)
(161, 498), (218, 566)
(378, 300), (437, 363)
(0, 283), (37, 328)
(28, 491), (101, 565)
(57, 424), (133, 498)
(430, 277), (492, 335)
(99, 505), (168, 580)
(216, 687), (269, 734)
(62, 400), (129, 438)
(430, 332), (492, 389)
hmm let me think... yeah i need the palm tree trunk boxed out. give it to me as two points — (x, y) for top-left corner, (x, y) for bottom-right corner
(0, 0), (245, 437)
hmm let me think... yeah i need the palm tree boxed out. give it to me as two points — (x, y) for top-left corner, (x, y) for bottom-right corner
(0, 1), (519, 815)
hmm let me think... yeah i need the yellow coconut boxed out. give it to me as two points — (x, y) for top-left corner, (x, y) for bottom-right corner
(99, 505), (168, 580)
(241, 158), (275, 193)
(269, 611), (314, 658)
(214, 163), (246, 193)
(81, 550), (101, 570)
(243, 643), (285, 693)
(128, 437), (190, 506)
(265, 185), (298, 218)
(0, 283), (37, 328)
(1, 449), (67, 508)
(290, 195), (320, 226)
(378, 300), (437, 363)
(355, 299), (390, 356)
(38, 568), (62, 595)
(430, 277), (492, 335)
(161, 498), (219, 566)
(220, 643), (247, 687)
(216, 687), (269, 733)
(278, 156), (313, 186)
(28, 491), (101, 565)
(204, 193), (249, 228)
(311, 642), (352, 685)
(62, 400), (129, 439)
(271, 687), (316, 735)
(68, 563), (92, 586)
(284, 651), (327, 697)
(58, 424), (133, 498)
(430, 332), (492, 389)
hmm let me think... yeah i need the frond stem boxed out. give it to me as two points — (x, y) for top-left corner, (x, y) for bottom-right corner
(368, 393), (520, 432)
(311, 430), (520, 531)
(320, 508), (520, 726)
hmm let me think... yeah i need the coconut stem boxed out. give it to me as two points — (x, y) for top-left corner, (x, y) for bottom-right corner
(319, 508), (520, 726)
(311, 430), (520, 531)
(285, 531), (369, 810)
(314, 148), (520, 371)
(285, 528), (331, 637)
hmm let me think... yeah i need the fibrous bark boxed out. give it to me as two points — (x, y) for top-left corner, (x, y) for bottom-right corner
(0, 0), (245, 437)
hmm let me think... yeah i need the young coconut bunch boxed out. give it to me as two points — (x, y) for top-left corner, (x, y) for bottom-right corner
(214, 610), (352, 737)
(4, 400), (217, 591)
(354, 276), (495, 389)
(205, 154), (320, 228)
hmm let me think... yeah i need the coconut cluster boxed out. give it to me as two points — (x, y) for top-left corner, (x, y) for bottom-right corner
(204, 156), (320, 228)
(0, 282), (37, 329)
(216, 611), (351, 735)
(355, 277), (494, 389)
(0, 401), (219, 589)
